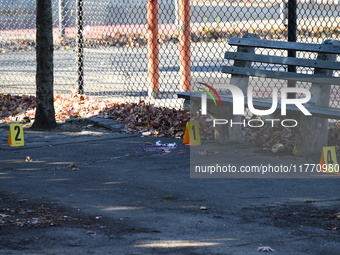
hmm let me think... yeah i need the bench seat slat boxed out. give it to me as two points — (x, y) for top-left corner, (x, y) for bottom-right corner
(222, 66), (340, 85)
(224, 52), (340, 70)
(177, 92), (340, 119)
(229, 37), (340, 54)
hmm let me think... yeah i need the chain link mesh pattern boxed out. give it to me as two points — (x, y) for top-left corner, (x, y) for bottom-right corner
(0, 0), (339, 109)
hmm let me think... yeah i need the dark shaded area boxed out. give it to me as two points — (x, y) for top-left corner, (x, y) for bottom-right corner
(243, 201), (340, 232)
(0, 192), (149, 249)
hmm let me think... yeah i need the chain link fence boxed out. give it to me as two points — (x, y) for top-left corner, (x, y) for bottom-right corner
(0, 0), (339, 109)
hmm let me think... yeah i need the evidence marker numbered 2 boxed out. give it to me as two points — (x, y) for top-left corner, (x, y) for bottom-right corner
(8, 123), (24, 147)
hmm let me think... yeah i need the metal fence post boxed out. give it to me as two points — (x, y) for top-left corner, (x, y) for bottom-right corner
(179, 0), (191, 92)
(58, 0), (66, 38)
(287, 0), (297, 98)
(280, 1), (287, 27)
(175, 0), (179, 27)
(76, 0), (84, 94)
(147, 0), (160, 99)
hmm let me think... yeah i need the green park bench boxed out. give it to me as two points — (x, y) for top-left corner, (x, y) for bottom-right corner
(178, 33), (340, 156)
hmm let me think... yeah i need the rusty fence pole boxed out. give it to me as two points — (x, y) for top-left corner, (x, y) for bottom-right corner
(147, 0), (160, 98)
(179, 0), (191, 92)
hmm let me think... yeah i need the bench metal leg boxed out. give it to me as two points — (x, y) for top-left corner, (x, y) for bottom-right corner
(214, 123), (228, 144)
(293, 115), (328, 157)
(293, 39), (339, 157)
(187, 98), (236, 144)
(227, 115), (244, 143)
(206, 103), (234, 144)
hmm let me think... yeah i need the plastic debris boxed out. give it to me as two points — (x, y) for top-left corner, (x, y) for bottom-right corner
(155, 140), (163, 146)
(167, 143), (177, 147)
(155, 140), (177, 147)
(257, 246), (275, 252)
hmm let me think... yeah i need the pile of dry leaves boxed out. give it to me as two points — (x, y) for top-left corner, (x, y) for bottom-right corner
(0, 93), (339, 152)
(242, 120), (296, 152)
(0, 94), (36, 121)
(0, 93), (190, 137)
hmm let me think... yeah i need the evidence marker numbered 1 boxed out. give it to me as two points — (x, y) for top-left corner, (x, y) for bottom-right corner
(183, 121), (201, 145)
(8, 123), (25, 147)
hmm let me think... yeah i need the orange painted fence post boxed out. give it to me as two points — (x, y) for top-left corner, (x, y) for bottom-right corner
(147, 0), (160, 98)
(178, 0), (191, 92)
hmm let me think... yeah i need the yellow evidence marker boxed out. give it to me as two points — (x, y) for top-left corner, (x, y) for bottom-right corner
(183, 121), (201, 145)
(320, 146), (338, 173)
(8, 123), (24, 147)
(292, 145), (297, 155)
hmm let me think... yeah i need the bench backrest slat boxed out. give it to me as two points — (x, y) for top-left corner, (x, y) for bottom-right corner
(222, 66), (340, 85)
(224, 52), (340, 70)
(229, 37), (340, 54)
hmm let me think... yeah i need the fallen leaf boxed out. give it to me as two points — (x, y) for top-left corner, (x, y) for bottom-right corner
(0, 214), (10, 219)
(69, 162), (77, 168)
(165, 194), (174, 199)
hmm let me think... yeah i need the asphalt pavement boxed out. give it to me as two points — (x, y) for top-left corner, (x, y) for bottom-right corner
(0, 118), (339, 254)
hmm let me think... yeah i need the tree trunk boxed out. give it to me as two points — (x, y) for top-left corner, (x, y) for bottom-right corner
(32, 0), (57, 129)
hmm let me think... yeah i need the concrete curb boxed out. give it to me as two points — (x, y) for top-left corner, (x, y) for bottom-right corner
(0, 118), (137, 150)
